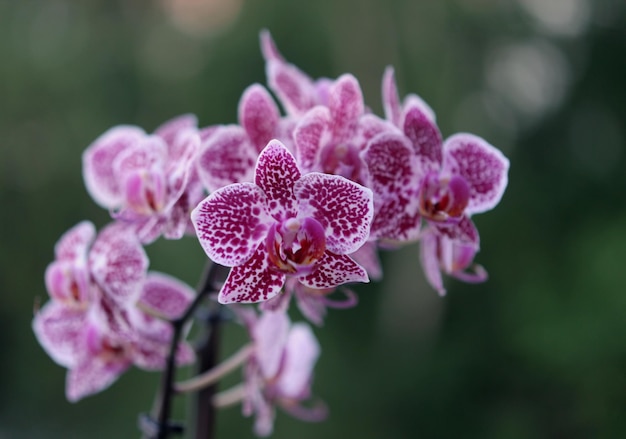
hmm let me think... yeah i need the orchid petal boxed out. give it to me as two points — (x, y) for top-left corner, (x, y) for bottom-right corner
(82, 126), (145, 208)
(293, 106), (331, 173)
(154, 113), (198, 146)
(357, 113), (399, 147)
(294, 289), (327, 327)
(403, 105), (443, 170)
(382, 66), (402, 127)
(403, 94), (437, 122)
(192, 183), (271, 267)
(131, 338), (168, 370)
(218, 246), (286, 304)
(276, 323), (320, 399)
(254, 310), (290, 380)
(89, 223), (148, 305)
(361, 132), (422, 241)
(66, 356), (130, 402)
(295, 173), (373, 254)
(442, 133), (509, 215)
(349, 242), (382, 281)
(265, 60), (317, 116)
(300, 253), (368, 288)
(254, 140), (300, 220)
(196, 125), (257, 192)
(138, 272), (195, 320)
(259, 29), (284, 62)
(419, 228), (446, 296)
(238, 84), (280, 151)
(328, 74), (364, 143)
(44, 260), (91, 304)
(165, 129), (200, 208)
(54, 221), (96, 261)
(33, 302), (87, 368)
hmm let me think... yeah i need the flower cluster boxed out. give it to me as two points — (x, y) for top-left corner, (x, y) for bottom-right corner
(33, 30), (509, 436)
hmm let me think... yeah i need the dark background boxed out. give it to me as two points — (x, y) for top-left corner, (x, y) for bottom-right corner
(1, 0), (625, 437)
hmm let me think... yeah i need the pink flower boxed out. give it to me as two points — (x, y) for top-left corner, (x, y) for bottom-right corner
(191, 139), (374, 304)
(34, 222), (195, 401)
(381, 68), (509, 224)
(82, 114), (202, 243)
(243, 310), (326, 436)
(34, 273), (195, 401)
(45, 221), (148, 307)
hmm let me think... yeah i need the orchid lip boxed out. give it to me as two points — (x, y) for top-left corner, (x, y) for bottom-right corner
(266, 217), (326, 275)
(419, 172), (470, 222)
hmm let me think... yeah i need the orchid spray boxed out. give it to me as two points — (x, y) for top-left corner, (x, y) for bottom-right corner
(33, 30), (509, 438)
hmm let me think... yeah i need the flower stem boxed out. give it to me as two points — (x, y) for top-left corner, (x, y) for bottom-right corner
(175, 343), (253, 394)
(139, 260), (227, 439)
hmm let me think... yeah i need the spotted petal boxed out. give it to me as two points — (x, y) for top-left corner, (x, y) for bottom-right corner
(262, 35), (317, 117)
(255, 140), (301, 220)
(54, 221), (96, 262)
(218, 246), (286, 304)
(196, 125), (258, 192)
(239, 84), (281, 151)
(89, 223), (148, 305)
(82, 126), (146, 208)
(293, 106), (331, 173)
(66, 356), (130, 402)
(295, 173), (373, 255)
(154, 113), (198, 147)
(300, 253), (368, 288)
(403, 104), (442, 170)
(192, 183), (271, 267)
(382, 66), (402, 127)
(138, 272), (195, 320)
(361, 132), (421, 241)
(33, 302), (87, 368)
(442, 133), (510, 215)
(328, 74), (364, 143)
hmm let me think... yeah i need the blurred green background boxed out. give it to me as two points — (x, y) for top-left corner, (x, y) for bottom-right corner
(1, 0), (625, 437)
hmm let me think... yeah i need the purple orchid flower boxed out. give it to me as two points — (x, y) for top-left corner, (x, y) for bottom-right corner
(382, 67), (509, 223)
(34, 272), (195, 401)
(82, 114), (202, 243)
(34, 222), (195, 401)
(241, 310), (326, 436)
(45, 221), (148, 307)
(191, 139), (374, 304)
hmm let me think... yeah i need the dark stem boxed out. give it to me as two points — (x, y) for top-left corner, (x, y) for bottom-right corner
(139, 260), (226, 439)
(192, 305), (224, 439)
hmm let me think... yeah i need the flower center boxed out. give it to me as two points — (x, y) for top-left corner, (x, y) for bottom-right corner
(419, 172), (470, 222)
(124, 170), (166, 215)
(266, 217), (327, 275)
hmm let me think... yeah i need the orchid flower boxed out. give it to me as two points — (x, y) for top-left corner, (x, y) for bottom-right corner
(82, 114), (202, 243)
(243, 310), (326, 436)
(192, 139), (374, 304)
(34, 222), (195, 401)
(34, 273), (195, 401)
